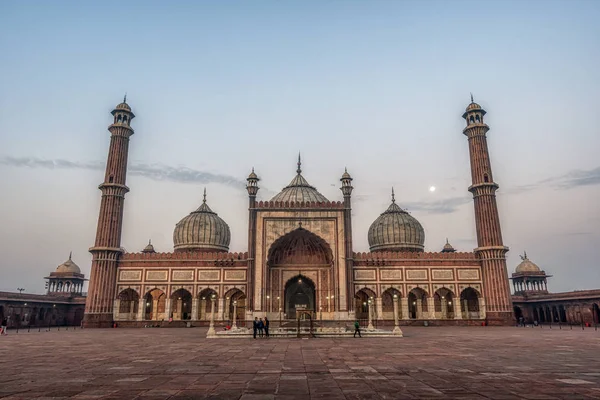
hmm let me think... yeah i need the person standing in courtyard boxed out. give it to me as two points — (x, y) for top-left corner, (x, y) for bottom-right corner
(258, 318), (265, 338)
(353, 320), (361, 338)
(1, 317), (7, 335)
(264, 316), (270, 338)
(253, 317), (258, 339)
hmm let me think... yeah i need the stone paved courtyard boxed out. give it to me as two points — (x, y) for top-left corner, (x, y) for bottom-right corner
(1, 326), (600, 399)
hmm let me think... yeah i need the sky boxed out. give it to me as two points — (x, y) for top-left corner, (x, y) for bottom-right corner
(0, 0), (599, 294)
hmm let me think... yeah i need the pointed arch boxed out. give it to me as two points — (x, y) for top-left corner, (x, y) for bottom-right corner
(460, 287), (480, 319)
(284, 274), (316, 319)
(197, 288), (218, 321)
(381, 287), (402, 320)
(267, 227), (333, 267)
(170, 288), (193, 320)
(143, 288), (166, 321)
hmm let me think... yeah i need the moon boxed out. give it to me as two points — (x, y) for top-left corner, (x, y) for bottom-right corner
(429, 186), (436, 192)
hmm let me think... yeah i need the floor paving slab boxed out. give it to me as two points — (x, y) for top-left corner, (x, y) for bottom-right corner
(1, 326), (600, 399)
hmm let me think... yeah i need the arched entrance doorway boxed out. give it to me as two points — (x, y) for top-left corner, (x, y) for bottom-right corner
(225, 288), (246, 323)
(461, 288), (481, 319)
(355, 288), (376, 320)
(408, 288), (428, 319)
(266, 225), (334, 318)
(198, 288), (218, 321)
(144, 289), (166, 321)
(118, 288), (140, 320)
(593, 303), (600, 324)
(514, 306), (523, 321)
(170, 288), (193, 320)
(284, 275), (315, 319)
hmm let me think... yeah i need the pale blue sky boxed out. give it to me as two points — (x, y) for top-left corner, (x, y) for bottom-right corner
(1, 0), (599, 294)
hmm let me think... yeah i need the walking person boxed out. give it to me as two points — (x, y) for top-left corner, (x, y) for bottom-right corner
(258, 318), (265, 338)
(264, 316), (270, 338)
(1, 317), (7, 335)
(253, 317), (259, 339)
(353, 320), (361, 338)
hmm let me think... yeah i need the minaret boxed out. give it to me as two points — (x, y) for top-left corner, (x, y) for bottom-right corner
(462, 96), (513, 325)
(83, 96), (135, 328)
(246, 167), (260, 314)
(340, 168), (354, 312)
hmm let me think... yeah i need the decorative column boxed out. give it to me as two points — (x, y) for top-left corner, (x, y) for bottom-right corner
(428, 297), (436, 319)
(392, 294), (402, 335)
(137, 300), (145, 321)
(152, 299), (159, 320)
(218, 297), (225, 321)
(191, 298), (199, 320)
(416, 298), (423, 319)
(232, 300), (238, 329)
(454, 299), (462, 320)
(375, 297), (383, 320)
(113, 300), (120, 321)
(479, 297), (487, 319)
(401, 297), (409, 320)
(367, 298), (374, 330)
(207, 294), (217, 337)
(462, 299), (469, 319)
(164, 298), (172, 320)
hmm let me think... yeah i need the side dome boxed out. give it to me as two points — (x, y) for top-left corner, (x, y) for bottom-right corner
(515, 252), (541, 273)
(368, 189), (425, 252)
(55, 253), (81, 274)
(173, 189), (231, 252)
(141, 240), (156, 253)
(270, 155), (329, 203)
(441, 238), (456, 253)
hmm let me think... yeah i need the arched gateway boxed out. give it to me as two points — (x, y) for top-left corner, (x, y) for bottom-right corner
(266, 226), (334, 320)
(284, 275), (316, 319)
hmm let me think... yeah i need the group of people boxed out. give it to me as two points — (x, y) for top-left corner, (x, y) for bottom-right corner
(253, 316), (269, 338)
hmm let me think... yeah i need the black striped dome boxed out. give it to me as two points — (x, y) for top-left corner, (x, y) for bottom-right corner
(368, 192), (425, 253)
(173, 190), (230, 252)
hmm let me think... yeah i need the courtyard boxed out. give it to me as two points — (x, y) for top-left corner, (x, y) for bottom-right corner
(0, 326), (599, 399)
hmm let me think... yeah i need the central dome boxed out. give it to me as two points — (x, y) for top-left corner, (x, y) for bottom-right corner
(173, 189), (231, 252)
(368, 190), (425, 252)
(270, 155), (329, 203)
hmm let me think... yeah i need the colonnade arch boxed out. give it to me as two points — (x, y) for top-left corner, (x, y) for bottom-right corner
(354, 287), (376, 320)
(225, 288), (246, 322)
(115, 287), (249, 322)
(434, 288), (455, 319)
(408, 288), (429, 319)
(170, 288), (193, 320)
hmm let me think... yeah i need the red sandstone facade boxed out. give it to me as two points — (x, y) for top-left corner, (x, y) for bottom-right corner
(83, 97), (516, 327)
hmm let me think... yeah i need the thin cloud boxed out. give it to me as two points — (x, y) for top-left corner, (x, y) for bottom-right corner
(549, 166), (600, 189)
(0, 156), (248, 189)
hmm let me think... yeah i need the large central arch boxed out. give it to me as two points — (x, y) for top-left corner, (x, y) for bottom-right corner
(284, 275), (316, 319)
(265, 226), (335, 318)
(267, 226), (333, 267)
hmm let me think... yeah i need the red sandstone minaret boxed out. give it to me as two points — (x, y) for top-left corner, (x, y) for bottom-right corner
(246, 167), (260, 313)
(462, 95), (513, 325)
(340, 168), (354, 312)
(83, 96), (135, 328)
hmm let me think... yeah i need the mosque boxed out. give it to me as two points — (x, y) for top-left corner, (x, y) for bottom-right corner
(82, 96), (517, 328)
